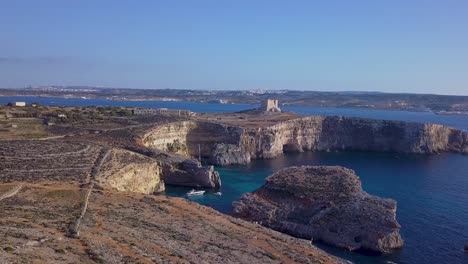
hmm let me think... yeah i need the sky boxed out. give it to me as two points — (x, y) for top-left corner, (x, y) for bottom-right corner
(1, 1), (468, 95)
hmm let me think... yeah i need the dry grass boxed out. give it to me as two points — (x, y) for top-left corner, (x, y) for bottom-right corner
(0, 118), (48, 139)
(0, 184), (344, 264)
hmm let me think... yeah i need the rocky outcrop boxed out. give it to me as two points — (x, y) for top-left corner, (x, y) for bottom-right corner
(96, 148), (165, 194)
(232, 166), (404, 253)
(142, 120), (243, 158)
(0, 140), (165, 195)
(161, 159), (221, 189)
(211, 143), (251, 165)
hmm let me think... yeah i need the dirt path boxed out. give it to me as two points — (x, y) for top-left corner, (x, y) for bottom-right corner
(0, 185), (23, 201)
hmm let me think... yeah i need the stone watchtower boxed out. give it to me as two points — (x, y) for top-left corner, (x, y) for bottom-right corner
(260, 99), (281, 112)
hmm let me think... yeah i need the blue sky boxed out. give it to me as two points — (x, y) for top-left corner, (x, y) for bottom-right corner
(1, 1), (467, 95)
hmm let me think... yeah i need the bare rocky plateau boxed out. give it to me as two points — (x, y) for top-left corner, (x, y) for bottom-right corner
(0, 184), (343, 264)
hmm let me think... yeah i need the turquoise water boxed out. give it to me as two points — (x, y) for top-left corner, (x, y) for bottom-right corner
(2, 95), (468, 263)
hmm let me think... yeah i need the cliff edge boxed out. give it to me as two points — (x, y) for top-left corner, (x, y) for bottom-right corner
(142, 116), (468, 166)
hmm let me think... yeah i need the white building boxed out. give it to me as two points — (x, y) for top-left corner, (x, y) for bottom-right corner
(9, 102), (26, 107)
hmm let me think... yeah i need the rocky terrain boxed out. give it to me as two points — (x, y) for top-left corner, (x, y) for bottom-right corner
(0, 140), (164, 195)
(161, 159), (221, 189)
(232, 166), (404, 253)
(142, 115), (468, 165)
(2, 105), (467, 262)
(0, 183), (344, 263)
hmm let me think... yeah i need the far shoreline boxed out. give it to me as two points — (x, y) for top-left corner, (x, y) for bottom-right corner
(2, 94), (468, 116)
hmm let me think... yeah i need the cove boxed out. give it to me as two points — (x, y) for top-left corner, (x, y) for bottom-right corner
(165, 151), (468, 264)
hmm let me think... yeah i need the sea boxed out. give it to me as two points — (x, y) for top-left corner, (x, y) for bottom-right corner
(1, 96), (467, 264)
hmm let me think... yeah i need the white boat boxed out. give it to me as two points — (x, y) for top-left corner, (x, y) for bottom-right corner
(186, 189), (205, 196)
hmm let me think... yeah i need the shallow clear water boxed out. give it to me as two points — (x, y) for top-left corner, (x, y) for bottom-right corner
(2, 95), (468, 263)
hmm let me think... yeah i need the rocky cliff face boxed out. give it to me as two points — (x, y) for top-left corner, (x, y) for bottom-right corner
(232, 166), (404, 253)
(96, 148), (165, 194)
(142, 116), (468, 166)
(142, 120), (243, 158)
(211, 143), (251, 165)
(241, 116), (468, 162)
(161, 159), (221, 189)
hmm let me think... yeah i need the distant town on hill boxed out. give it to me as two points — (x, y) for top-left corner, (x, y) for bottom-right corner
(1, 86), (467, 114)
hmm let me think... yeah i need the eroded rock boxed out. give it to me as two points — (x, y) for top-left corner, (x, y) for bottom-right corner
(161, 159), (221, 189)
(142, 117), (468, 166)
(95, 148), (165, 194)
(211, 143), (251, 165)
(232, 166), (404, 253)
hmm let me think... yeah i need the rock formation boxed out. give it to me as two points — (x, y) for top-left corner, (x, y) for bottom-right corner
(96, 148), (165, 194)
(142, 116), (468, 165)
(142, 120), (243, 158)
(232, 166), (404, 253)
(161, 159), (221, 188)
(211, 143), (251, 165)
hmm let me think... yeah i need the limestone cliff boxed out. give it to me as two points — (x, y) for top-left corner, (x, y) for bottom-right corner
(142, 120), (243, 158)
(96, 148), (165, 194)
(142, 116), (468, 165)
(161, 159), (221, 189)
(232, 166), (404, 253)
(0, 141), (165, 195)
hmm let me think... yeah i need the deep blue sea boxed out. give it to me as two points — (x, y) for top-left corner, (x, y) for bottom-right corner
(2, 96), (468, 263)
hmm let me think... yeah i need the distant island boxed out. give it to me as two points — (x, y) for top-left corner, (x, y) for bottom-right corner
(1, 86), (468, 114)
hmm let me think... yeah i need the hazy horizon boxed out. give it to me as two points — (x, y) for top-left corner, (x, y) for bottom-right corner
(3, 85), (468, 97)
(1, 1), (468, 95)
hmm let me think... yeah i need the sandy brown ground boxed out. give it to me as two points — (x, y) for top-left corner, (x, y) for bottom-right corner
(0, 118), (49, 140)
(0, 182), (344, 264)
(196, 111), (301, 128)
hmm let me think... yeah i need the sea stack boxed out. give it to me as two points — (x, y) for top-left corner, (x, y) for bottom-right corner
(232, 166), (404, 253)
